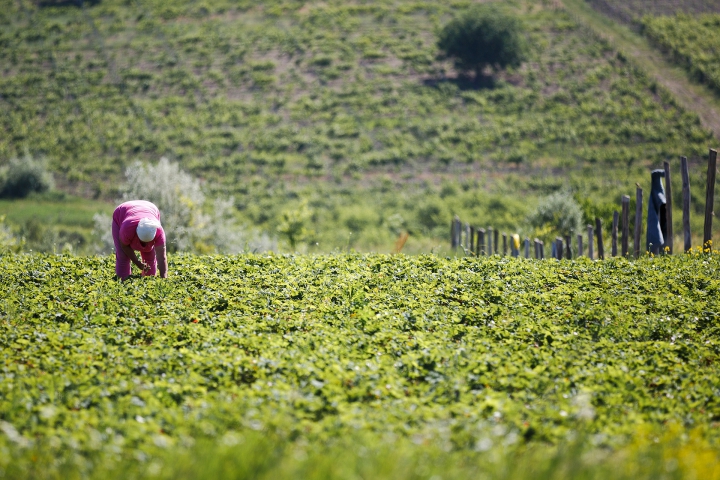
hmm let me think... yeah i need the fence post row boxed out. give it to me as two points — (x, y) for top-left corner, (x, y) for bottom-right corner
(451, 147), (717, 258)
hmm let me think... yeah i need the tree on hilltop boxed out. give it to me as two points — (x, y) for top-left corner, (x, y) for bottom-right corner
(438, 5), (527, 83)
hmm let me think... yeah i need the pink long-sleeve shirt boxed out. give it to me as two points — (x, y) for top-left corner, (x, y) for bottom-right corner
(112, 200), (166, 252)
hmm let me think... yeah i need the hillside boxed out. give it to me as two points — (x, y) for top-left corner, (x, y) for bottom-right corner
(643, 14), (720, 95)
(1, 253), (720, 478)
(0, 0), (717, 252)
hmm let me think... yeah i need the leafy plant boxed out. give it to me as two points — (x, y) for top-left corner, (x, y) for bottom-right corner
(277, 199), (314, 250)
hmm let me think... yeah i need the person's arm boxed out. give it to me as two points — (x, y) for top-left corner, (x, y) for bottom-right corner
(120, 242), (150, 274)
(155, 243), (168, 278)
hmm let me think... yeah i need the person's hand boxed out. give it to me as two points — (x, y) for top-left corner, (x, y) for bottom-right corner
(138, 261), (150, 274)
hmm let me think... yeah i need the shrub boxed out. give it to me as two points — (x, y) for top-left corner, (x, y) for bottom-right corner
(119, 157), (204, 252)
(527, 191), (583, 239)
(437, 5), (527, 81)
(0, 154), (54, 199)
(94, 157), (275, 254)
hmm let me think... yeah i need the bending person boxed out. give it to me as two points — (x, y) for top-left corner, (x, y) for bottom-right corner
(112, 200), (168, 280)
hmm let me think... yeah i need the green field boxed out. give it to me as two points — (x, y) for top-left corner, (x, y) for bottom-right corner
(1, 252), (720, 478)
(0, 0), (718, 253)
(0, 193), (113, 253)
(3, 2), (720, 476)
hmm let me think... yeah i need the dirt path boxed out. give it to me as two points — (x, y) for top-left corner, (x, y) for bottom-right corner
(562, 0), (720, 141)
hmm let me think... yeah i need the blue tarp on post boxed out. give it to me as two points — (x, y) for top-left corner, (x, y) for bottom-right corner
(646, 169), (667, 254)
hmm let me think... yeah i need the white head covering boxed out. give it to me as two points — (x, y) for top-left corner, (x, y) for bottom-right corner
(137, 217), (161, 242)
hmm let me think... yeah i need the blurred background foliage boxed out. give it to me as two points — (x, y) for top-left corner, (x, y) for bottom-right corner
(0, 0), (717, 253)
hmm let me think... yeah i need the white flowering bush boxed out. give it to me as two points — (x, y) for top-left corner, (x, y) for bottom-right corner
(94, 157), (275, 254)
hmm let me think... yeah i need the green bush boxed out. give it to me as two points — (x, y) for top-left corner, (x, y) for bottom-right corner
(437, 5), (527, 81)
(527, 190), (583, 240)
(0, 155), (54, 199)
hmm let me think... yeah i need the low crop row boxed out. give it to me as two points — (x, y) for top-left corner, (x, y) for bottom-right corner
(1, 252), (719, 476)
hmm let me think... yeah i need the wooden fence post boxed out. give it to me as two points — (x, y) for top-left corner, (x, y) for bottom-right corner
(494, 229), (499, 255)
(586, 225), (593, 259)
(451, 216), (458, 249)
(488, 228), (493, 256)
(478, 228), (486, 256)
(556, 237), (564, 260)
(469, 227), (475, 256)
(464, 223), (470, 251)
(634, 185), (643, 258)
(502, 233), (507, 256)
(663, 160), (673, 254)
(612, 211), (619, 257)
(621, 196), (630, 257)
(681, 156), (691, 252)
(577, 233), (583, 257)
(457, 216), (463, 251)
(564, 234), (572, 259)
(595, 217), (604, 260)
(704, 149), (717, 251)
